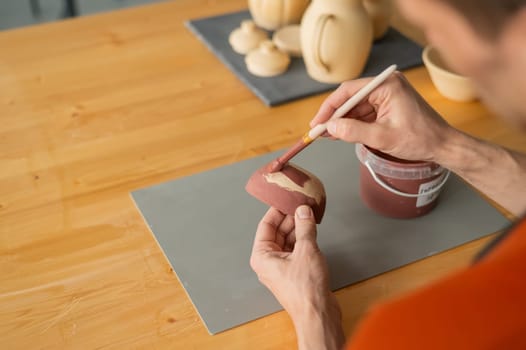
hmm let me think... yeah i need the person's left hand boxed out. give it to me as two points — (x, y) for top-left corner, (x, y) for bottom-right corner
(250, 206), (344, 350)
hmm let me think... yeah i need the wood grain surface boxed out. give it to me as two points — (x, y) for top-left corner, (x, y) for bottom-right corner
(1, 0), (525, 348)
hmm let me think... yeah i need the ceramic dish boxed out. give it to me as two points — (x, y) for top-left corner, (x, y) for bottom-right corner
(422, 46), (477, 102)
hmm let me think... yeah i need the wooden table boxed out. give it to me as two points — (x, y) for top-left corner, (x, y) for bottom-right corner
(1, 1), (524, 348)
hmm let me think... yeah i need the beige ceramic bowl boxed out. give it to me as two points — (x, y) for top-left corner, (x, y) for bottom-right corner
(422, 46), (477, 102)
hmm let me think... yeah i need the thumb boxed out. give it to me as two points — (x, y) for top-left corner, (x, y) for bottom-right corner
(327, 118), (380, 145)
(294, 205), (318, 249)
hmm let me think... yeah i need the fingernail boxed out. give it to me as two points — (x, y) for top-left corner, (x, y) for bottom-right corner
(327, 121), (337, 135)
(296, 205), (312, 219)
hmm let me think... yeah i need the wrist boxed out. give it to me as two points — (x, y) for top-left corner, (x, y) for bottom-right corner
(432, 127), (489, 174)
(293, 294), (345, 350)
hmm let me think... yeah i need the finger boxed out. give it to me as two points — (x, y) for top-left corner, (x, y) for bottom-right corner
(293, 205), (318, 250)
(319, 131), (333, 138)
(355, 111), (377, 123)
(347, 101), (375, 119)
(316, 101), (374, 138)
(278, 214), (295, 234)
(319, 103), (375, 137)
(326, 117), (384, 145)
(253, 208), (286, 253)
(310, 78), (373, 127)
(276, 214), (295, 249)
(284, 229), (296, 252)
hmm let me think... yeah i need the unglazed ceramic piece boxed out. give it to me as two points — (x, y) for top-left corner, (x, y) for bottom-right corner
(363, 0), (392, 40)
(273, 24), (302, 57)
(301, 0), (373, 83)
(229, 20), (268, 54)
(246, 162), (326, 223)
(249, 0), (310, 31)
(245, 40), (291, 77)
(188, 10), (424, 106)
(422, 46), (477, 102)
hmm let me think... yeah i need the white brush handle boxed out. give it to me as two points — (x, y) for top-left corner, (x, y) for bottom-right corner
(307, 64), (397, 140)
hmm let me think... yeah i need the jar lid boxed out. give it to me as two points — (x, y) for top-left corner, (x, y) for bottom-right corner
(229, 20), (268, 55)
(355, 144), (444, 179)
(245, 40), (291, 77)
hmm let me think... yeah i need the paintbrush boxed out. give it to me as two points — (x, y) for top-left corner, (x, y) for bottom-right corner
(267, 64), (398, 172)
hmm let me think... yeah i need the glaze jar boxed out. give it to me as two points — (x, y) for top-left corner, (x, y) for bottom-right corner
(301, 0), (373, 83)
(355, 144), (450, 219)
(249, 0), (311, 31)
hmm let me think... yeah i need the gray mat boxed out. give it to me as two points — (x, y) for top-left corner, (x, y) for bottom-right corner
(186, 10), (423, 106)
(132, 140), (509, 334)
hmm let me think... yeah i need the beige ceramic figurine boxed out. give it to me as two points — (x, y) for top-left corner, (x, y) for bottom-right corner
(301, 0), (373, 83)
(273, 24), (302, 57)
(245, 40), (291, 77)
(363, 0), (392, 40)
(229, 20), (268, 54)
(249, 0), (310, 31)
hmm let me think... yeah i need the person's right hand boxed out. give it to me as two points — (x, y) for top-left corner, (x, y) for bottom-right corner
(310, 71), (454, 163)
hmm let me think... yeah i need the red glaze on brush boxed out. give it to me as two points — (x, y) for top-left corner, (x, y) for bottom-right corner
(268, 138), (311, 173)
(267, 159), (284, 173)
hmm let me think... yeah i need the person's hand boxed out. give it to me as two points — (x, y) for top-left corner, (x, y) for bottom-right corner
(250, 205), (332, 318)
(310, 71), (454, 162)
(250, 206), (345, 350)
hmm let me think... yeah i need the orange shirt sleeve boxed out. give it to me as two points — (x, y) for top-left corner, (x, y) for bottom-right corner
(346, 217), (526, 350)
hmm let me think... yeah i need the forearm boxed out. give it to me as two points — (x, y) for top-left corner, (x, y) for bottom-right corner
(436, 128), (526, 217)
(293, 295), (346, 350)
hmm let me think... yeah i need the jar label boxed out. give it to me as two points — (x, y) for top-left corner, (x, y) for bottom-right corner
(416, 175), (443, 208)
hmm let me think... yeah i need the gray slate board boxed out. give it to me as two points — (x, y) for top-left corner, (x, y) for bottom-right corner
(186, 10), (424, 106)
(131, 140), (509, 334)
